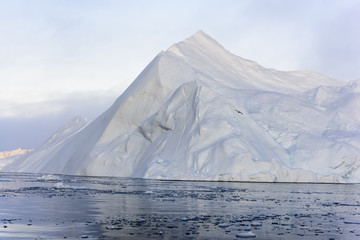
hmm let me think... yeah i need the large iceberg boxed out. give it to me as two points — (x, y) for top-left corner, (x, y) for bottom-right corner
(3, 31), (360, 183)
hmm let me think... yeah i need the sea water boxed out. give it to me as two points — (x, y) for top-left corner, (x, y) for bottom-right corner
(0, 172), (359, 239)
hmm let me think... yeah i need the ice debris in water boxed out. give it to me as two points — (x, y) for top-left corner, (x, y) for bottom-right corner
(37, 174), (60, 181)
(0, 178), (12, 181)
(236, 231), (256, 238)
(106, 226), (123, 230)
(218, 223), (230, 228)
(250, 221), (262, 227)
(53, 182), (70, 189)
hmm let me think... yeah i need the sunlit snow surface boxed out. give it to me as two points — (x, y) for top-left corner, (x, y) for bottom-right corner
(1, 173), (360, 239)
(2, 31), (359, 182)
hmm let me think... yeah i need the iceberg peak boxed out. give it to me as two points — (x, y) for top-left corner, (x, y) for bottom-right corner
(181, 30), (226, 52)
(187, 30), (215, 42)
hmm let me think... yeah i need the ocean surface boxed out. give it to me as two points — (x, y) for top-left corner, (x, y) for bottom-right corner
(0, 172), (359, 239)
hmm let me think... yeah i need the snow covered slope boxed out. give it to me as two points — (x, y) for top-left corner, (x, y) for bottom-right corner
(3, 31), (359, 183)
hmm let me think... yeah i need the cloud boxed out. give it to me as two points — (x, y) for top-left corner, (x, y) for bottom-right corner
(0, 89), (120, 151)
(315, 1), (360, 80)
(206, 0), (360, 80)
(0, 116), (63, 152)
(0, 89), (119, 118)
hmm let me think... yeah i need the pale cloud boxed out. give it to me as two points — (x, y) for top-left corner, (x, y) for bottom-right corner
(314, 1), (360, 80)
(0, 89), (120, 151)
(0, 89), (120, 119)
(209, 0), (360, 80)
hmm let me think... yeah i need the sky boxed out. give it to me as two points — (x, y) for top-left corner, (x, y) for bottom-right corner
(1, 0), (360, 151)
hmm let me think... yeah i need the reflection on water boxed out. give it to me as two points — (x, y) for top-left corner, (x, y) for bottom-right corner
(0, 172), (359, 239)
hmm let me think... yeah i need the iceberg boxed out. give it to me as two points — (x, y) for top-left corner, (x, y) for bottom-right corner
(2, 31), (359, 183)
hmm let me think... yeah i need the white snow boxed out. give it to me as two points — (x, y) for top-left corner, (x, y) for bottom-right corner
(1, 31), (359, 183)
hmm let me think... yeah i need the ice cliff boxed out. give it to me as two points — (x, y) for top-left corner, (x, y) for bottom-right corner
(3, 31), (360, 183)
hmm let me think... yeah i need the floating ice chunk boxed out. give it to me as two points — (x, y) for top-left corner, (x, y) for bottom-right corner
(218, 223), (230, 228)
(250, 221), (262, 227)
(0, 178), (12, 181)
(53, 182), (70, 189)
(155, 231), (164, 235)
(136, 219), (146, 224)
(236, 231), (256, 238)
(106, 226), (123, 230)
(144, 191), (154, 194)
(37, 175), (60, 181)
